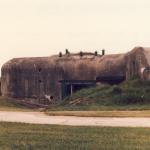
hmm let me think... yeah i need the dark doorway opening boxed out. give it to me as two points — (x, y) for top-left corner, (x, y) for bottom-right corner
(59, 80), (96, 100)
(73, 84), (91, 92)
(96, 75), (125, 85)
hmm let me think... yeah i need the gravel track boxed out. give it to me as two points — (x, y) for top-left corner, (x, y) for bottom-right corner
(0, 111), (150, 127)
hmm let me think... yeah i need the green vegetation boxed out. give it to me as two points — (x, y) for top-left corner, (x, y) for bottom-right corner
(0, 97), (35, 111)
(1, 122), (150, 150)
(1, 78), (150, 115)
(46, 110), (150, 117)
(47, 79), (150, 111)
(69, 79), (150, 105)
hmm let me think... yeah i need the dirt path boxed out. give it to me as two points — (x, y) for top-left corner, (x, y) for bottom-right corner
(0, 111), (150, 127)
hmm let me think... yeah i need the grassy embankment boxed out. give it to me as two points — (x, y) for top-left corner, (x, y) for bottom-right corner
(1, 79), (150, 117)
(0, 97), (36, 111)
(0, 122), (150, 150)
(46, 79), (150, 117)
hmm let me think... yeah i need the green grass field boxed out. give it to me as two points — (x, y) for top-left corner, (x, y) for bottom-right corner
(0, 122), (150, 150)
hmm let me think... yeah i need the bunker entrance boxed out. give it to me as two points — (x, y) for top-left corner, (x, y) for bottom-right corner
(96, 75), (125, 85)
(59, 80), (96, 100)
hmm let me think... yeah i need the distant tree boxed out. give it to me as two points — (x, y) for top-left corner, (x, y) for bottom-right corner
(59, 52), (62, 57)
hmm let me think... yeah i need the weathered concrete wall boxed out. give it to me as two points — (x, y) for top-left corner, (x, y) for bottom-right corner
(0, 78), (1, 96)
(125, 47), (150, 80)
(1, 53), (126, 100)
(1, 47), (150, 101)
(126, 47), (148, 79)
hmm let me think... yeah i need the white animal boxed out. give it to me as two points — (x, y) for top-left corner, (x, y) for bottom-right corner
(44, 95), (54, 103)
(141, 67), (146, 74)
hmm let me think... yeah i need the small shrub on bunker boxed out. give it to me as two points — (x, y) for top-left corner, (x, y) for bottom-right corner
(111, 86), (122, 95)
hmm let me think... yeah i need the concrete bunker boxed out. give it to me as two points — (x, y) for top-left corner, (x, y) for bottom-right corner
(0, 78), (2, 96)
(2, 47), (150, 104)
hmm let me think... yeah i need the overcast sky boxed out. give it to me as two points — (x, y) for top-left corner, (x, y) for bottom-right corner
(0, 0), (150, 69)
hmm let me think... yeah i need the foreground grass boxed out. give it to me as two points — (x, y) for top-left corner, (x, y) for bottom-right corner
(1, 122), (150, 150)
(0, 97), (35, 111)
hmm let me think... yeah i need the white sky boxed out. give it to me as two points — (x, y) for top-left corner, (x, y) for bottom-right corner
(0, 0), (150, 70)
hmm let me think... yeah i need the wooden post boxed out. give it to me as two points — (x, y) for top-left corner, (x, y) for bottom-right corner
(102, 49), (105, 55)
(70, 84), (73, 96)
